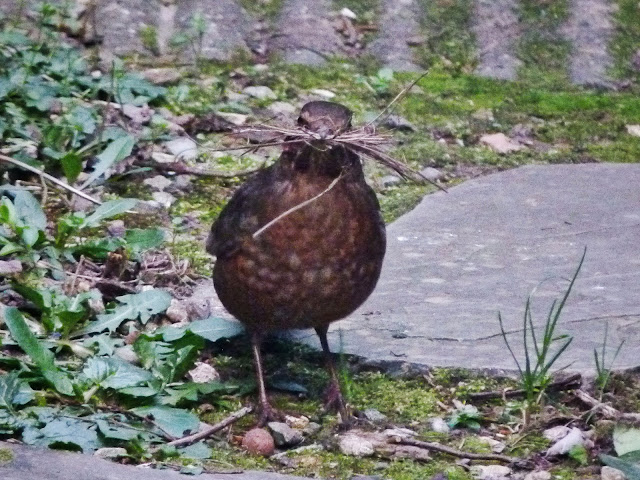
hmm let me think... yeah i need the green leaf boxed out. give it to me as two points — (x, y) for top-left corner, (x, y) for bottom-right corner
(131, 406), (199, 438)
(60, 151), (84, 183)
(13, 189), (46, 231)
(82, 357), (152, 390)
(77, 289), (172, 335)
(0, 78), (11, 99)
(188, 317), (245, 343)
(614, 426), (640, 457)
(82, 198), (137, 228)
(4, 308), (74, 396)
(124, 228), (165, 252)
(23, 417), (101, 453)
(179, 441), (211, 459)
(0, 372), (35, 408)
(600, 455), (640, 480)
(569, 444), (588, 466)
(95, 419), (140, 441)
(80, 135), (135, 189)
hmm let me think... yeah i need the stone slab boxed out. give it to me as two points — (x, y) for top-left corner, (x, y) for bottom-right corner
(0, 441), (307, 480)
(291, 164), (640, 373)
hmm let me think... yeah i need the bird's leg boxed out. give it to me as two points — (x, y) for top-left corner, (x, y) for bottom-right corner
(315, 326), (350, 426)
(250, 332), (276, 427)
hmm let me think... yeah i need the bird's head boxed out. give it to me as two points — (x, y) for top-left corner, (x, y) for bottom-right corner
(297, 101), (353, 139)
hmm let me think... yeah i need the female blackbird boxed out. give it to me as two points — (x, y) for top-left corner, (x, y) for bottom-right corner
(207, 101), (386, 424)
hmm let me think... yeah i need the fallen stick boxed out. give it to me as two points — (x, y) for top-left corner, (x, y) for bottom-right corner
(575, 389), (640, 422)
(142, 161), (261, 178)
(167, 406), (253, 448)
(389, 437), (520, 464)
(469, 373), (582, 401)
(0, 153), (102, 205)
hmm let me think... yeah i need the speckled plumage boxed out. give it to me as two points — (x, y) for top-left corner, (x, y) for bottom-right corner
(206, 101), (386, 424)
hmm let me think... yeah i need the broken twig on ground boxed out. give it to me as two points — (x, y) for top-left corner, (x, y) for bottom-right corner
(389, 437), (520, 464)
(167, 406), (253, 448)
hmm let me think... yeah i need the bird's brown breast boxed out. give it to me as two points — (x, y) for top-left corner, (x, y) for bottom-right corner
(209, 145), (386, 331)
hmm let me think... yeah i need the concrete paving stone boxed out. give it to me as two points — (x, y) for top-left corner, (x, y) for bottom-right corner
(0, 441), (308, 480)
(273, 0), (343, 65)
(368, 0), (422, 72)
(472, 0), (521, 81)
(288, 164), (640, 373)
(561, 0), (615, 87)
(174, 0), (251, 61)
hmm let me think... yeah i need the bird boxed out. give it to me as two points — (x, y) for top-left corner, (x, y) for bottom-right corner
(206, 101), (386, 425)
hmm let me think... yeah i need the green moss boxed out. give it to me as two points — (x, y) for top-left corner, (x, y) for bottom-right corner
(610, 0), (640, 83)
(333, 0), (381, 25)
(379, 184), (432, 223)
(237, 0), (284, 21)
(508, 432), (550, 457)
(349, 372), (439, 421)
(416, 0), (476, 75)
(169, 238), (212, 276)
(517, 0), (571, 89)
(0, 448), (14, 464)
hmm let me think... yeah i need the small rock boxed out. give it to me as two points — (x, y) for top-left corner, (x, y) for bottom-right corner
(226, 91), (249, 103)
(350, 476), (381, 480)
(94, 447), (128, 459)
(106, 220), (126, 237)
(142, 67), (182, 85)
(340, 7), (357, 19)
(477, 436), (505, 453)
(381, 175), (402, 187)
(172, 175), (194, 191)
(151, 152), (177, 164)
(253, 64), (269, 72)
(429, 417), (451, 433)
(114, 345), (139, 364)
(545, 427), (591, 456)
(471, 464), (512, 480)
(143, 175), (173, 191)
(121, 104), (154, 124)
(380, 115), (415, 132)
(420, 167), (444, 181)
(268, 101), (297, 116)
(363, 408), (387, 423)
(188, 362), (220, 383)
(543, 425), (571, 442)
(601, 466), (627, 480)
(164, 137), (198, 161)
(339, 433), (375, 457)
(136, 200), (164, 213)
(88, 297), (105, 314)
(626, 125), (640, 137)
(166, 300), (188, 323)
(215, 111), (248, 125)
(243, 86), (277, 100)
(152, 191), (176, 208)
(242, 428), (275, 456)
(303, 422), (321, 437)
(479, 133), (523, 154)
(285, 415), (310, 430)
(382, 427), (417, 439)
(472, 108), (495, 122)
(524, 471), (552, 480)
(0, 260), (23, 275)
(310, 89), (336, 99)
(268, 422), (303, 447)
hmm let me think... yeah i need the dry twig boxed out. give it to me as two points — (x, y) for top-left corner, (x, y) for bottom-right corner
(389, 437), (520, 464)
(166, 406), (253, 448)
(575, 389), (640, 422)
(0, 153), (102, 205)
(469, 374), (582, 401)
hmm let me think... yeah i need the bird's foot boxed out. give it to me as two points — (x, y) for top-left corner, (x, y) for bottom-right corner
(322, 381), (352, 429)
(255, 402), (282, 427)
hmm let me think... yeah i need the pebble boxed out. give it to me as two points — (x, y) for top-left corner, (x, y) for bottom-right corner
(339, 433), (375, 457)
(601, 466), (627, 480)
(242, 428), (275, 456)
(151, 152), (176, 164)
(142, 67), (182, 85)
(382, 427), (417, 439)
(477, 435), (506, 453)
(363, 408), (387, 423)
(94, 447), (128, 459)
(268, 422), (303, 447)
(380, 114), (415, 132)
(429, 417), (451, 434)
(143, 175), (173, 191)
(420, 167), (444, 181)
(226, 91), (249, 103)
(302, 422), (321, 437)
(243, 85), (277, 100)
(381, 175), (402, 187)
(268, 101), (297, 116)
(0, 260), (23, 275)
(471, 464), (511, 480)
(152, 191), (176, 208)
(188, 362), (220, 383)
(479, 133), (523, 154)
(285, 415), (310, 430)
(107, 220), (126, 237)
(164, 137), (198, 161)
(626, 125), (640, 137)
(166, 300), (189, 323)
(114, 345), (139, 364)
(340, 7), (357, 19)
(310, 88), (336, 99)
(215, 111), (248, 125)
(524, 471), (552, 480)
